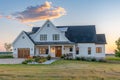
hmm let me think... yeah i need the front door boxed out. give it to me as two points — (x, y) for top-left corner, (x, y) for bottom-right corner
(55, 46), (62, 57)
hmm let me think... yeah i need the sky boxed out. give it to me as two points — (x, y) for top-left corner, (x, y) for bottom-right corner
(0, 0), (120, 53)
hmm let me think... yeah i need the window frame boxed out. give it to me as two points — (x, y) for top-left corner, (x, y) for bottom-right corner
(53, 34), (60, 41)
(88, 47), (91, 55)
(40, 34), (47, 41)
(96, 47), (102, 53)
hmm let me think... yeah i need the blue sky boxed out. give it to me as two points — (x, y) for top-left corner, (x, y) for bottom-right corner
(0, 0), (120, 53)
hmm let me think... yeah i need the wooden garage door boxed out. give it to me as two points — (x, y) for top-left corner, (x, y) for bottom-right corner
(18, 48), (30, 58)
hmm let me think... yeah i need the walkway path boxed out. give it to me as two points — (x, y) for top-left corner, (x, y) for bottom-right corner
(0, 59), (25, 64)
(42, 59), (58, 64)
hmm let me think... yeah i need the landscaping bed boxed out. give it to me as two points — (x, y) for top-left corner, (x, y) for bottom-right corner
(22, 55), (51, 64)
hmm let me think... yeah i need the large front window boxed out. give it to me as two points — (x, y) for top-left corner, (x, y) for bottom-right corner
(39, 47), (48, 54)
(53, 34), (60, 40)
(40, 34), (47, 41)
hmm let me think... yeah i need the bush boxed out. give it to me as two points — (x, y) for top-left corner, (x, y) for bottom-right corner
(34, 56), (41, 62)
(75, 57), (80, 60)
(91, 58), (97, 62)
(22, 58), (34, 64)
(22, 60), (28, 64)
(81, 57), (86, 61)
(47, 55), (51, 60)
(61, 54), (65, 59)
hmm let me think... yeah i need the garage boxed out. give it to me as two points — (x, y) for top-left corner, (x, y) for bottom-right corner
(18, 48), (30, 58)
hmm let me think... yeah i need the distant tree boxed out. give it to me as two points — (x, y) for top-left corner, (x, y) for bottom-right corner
(115, 38), (120, 57)
(4, 43), (12, 52)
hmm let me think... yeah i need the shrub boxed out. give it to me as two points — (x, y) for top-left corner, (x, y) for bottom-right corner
(81, 57), (86, 61)
(47, 55), (51, 60)
(75, 57), (80, 60)
(34, 56), (41, 62)
(61, 54), (65, 59)
(91, 58), (97, 62)
(86, 57), (92, 62)
(22, 58), (34, 64)
(38, 58), (47, 63)
(22, 60), (28, 64)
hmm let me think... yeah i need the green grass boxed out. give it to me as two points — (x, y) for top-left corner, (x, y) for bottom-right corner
(106, 56), (120, 61)
(0, 60), (119, 80)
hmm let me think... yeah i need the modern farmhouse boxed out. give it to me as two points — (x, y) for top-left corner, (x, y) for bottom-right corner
(13, 20), (106, 59)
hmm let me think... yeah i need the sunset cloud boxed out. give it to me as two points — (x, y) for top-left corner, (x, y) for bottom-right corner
(13, 1), (66, 23)
(0, 15), (2, 18)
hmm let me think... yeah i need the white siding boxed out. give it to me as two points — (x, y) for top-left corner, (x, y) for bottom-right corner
(95, 44), (105, 58)
(77, 43), (96, 57)
(76, 43), (105, 58)
(32, 21), (69, 42)
(13, 32), (34, 58)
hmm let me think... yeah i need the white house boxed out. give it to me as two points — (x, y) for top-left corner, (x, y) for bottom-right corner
(12, 20), (106, 59)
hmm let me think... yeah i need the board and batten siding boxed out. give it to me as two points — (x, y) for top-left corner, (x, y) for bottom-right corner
(13, 32), (34, 58)
(76, 43), (105, 58)
(31, 21), (69, 42)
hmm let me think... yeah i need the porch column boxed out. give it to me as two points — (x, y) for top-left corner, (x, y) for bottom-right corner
(62, 45), (64, 55)
(36, 46), (39, 56)
(48, 45), (50, 55)
(73, 45), (76, 59)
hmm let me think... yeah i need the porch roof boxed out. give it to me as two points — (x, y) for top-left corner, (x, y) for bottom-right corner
(35, 41), (75, 45)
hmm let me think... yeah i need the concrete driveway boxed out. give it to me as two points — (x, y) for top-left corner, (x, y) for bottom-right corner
(0, 58), (25, 64)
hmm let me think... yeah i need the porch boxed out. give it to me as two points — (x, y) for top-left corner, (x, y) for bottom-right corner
(35, 44), (76, 58)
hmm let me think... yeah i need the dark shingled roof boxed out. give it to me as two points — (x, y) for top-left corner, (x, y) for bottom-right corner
(96, 34), (106, 44)
(31, 25), (106, 44)
(60, 25), (97, 43)
(32, 27), (40, 33)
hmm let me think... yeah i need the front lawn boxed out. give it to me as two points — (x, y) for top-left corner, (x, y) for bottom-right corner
(106, 56), (120, 61)
(0, 60), (119, 80)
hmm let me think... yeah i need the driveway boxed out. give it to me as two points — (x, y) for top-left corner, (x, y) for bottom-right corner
(0, 58), (25, 64)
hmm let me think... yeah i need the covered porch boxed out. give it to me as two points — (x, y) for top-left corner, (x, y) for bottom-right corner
(34, 42), (76, 58)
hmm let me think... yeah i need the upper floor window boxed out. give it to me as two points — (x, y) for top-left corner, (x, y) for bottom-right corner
(96, 47), (102, 53)
(88, 47), (91, 55)
(40, 34), (47, 41)
(53, 34), (60, 40)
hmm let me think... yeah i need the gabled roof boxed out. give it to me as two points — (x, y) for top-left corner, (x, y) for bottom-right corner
(32, 27), (40, 33)
(31, 25), (106, 44)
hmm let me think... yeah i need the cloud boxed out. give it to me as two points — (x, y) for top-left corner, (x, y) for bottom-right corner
(13, 1), (66, 23)
(0, 15), (2, 18)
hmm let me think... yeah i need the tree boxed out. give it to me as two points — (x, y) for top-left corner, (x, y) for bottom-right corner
(4, 43), (12, 52)
(115, 38), (120, 57)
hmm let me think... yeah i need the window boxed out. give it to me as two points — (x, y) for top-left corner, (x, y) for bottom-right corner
(88, 47), (91, 55)
(76, 47), (79, 55)
(96, 47), (102, 53)
(39, 48), (48, 54)
(40, 34), (47, 41)
(53, 34), (60, 40)
(69, 47), (73, 52)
